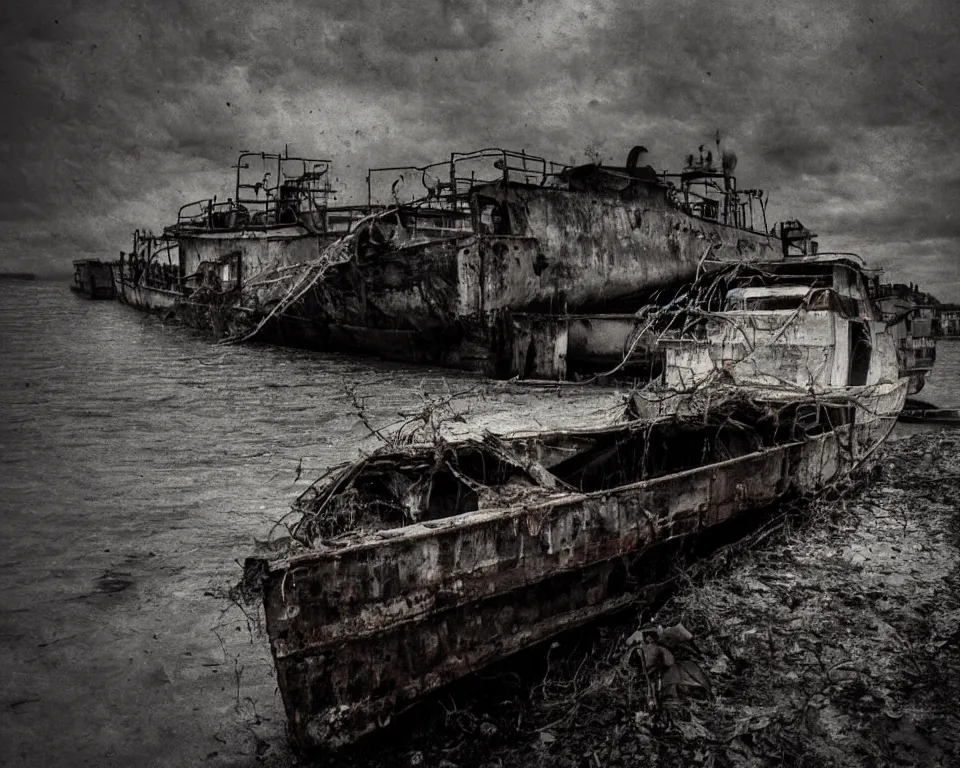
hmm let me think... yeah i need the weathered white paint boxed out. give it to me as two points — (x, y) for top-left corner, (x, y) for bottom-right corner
(659, 260), (903, 392)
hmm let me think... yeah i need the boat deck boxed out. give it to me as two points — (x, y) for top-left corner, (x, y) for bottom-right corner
(401, 383), (635, 441)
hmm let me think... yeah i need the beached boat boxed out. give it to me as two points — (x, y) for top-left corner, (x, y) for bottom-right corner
(633, 253), (911, 413)
(70, 259), (115, 299)
(119, 143), (786, 378)
(248, 250), (914, 754)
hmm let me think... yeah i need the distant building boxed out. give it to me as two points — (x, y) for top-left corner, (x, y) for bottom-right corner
(935, 304), (960, 337)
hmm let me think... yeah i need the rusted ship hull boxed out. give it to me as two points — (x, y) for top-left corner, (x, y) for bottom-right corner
(258, 380), (905, 754)
(169, 209), (776, 377)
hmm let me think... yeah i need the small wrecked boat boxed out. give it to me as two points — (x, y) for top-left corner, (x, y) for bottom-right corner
(248, 248), (918, 754)
(70, 259), (115, 299)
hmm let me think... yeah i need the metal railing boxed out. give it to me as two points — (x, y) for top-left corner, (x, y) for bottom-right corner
(170, 150), (337, 231)
(659, 171), (769, 234)
(366, 148), (570, 210)
(118, 230), (181, 289)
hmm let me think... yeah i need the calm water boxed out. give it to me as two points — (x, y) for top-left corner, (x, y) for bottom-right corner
(0, 281), (483, 767)
(916, 338), (960, 407)
(1, 282), (958, 767)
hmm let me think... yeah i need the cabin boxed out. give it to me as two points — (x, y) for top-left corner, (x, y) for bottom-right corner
(655, 255), (901, 393)
(168, 152), (349, 299)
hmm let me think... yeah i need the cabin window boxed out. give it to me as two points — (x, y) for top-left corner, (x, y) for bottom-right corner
(726, 286), (859, 315)
(216, 252), (242, 289)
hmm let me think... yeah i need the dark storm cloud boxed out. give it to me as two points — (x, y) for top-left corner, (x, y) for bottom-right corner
(2, 0), (959, 298)
(753, 113), (841, 178)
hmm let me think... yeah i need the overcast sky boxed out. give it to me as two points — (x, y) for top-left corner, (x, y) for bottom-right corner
(3, 0), (959, 298)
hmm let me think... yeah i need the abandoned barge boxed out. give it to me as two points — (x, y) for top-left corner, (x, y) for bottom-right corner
(250, 251), (920, 754)
(114, 144), (792, 378)
(70, 259), (115, 299)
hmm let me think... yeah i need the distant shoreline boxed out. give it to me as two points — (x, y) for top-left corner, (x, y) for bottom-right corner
(0, 272), (37, 281)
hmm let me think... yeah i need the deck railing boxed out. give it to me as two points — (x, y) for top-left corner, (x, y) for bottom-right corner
(366, 148), (570, 211)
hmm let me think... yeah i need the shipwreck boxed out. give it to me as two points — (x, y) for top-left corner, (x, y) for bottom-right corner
(71, 259), (115, 300)
(113, 143), (804, 378)
(247, 247), (922, 754)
